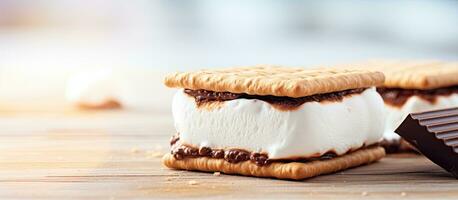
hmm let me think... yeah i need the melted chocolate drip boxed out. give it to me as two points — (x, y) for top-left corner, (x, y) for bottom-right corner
(170, 136), (340, 166)
(377, 86), (458, 107)
(170, 134), (180, 146)
(184, 88), (367, 110)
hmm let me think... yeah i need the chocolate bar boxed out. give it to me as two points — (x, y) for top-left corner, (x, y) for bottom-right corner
(395, 107), (458, 178)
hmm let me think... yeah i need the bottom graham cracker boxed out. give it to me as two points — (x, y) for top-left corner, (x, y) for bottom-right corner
(163, 146), (386, 180)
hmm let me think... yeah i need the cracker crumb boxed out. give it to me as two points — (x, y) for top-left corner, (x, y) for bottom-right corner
(213, 172), (221, 176)
(401, 192), (407, 197)
(188, 180), (198, 185)
(361, 191), (368, 196)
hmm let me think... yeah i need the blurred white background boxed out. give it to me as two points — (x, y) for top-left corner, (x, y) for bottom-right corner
(0, 0), (457, 111)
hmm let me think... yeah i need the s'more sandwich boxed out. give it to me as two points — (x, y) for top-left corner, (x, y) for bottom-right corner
(363, 60), (458, 152)
(162, 65), (386, 180)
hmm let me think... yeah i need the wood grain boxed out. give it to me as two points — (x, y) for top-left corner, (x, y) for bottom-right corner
(0, 109), (456, 200)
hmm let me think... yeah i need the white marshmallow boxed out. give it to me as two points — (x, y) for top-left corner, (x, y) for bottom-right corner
(66, 68), (120, 108)
(172, 88), (385, 159)
(383, 93), (458, 141)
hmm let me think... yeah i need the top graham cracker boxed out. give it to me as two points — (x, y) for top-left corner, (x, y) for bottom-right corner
(347, 60), (458, 89)
(164, 65), (384, 98)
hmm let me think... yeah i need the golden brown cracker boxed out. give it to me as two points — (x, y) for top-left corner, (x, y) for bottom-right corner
(162, 146), (385, 180)
(164, 65), (384, 98)
(348, 60), (458, 89)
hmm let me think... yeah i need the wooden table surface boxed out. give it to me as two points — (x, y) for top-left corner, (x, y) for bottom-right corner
(0, 108), (457, 200)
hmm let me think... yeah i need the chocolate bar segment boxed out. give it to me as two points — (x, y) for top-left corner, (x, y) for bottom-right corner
(395, 107), (458, 178)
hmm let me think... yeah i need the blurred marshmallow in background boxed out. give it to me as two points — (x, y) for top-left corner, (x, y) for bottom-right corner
(65, 68), (175, 111)
(66, 68), (121, 109)
(0, 0), (457, 112)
